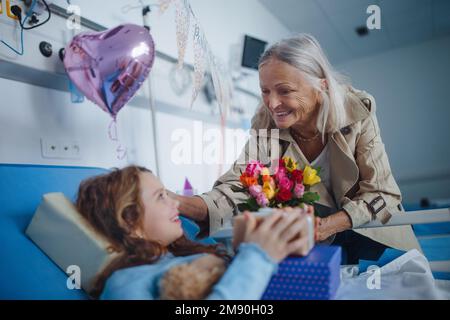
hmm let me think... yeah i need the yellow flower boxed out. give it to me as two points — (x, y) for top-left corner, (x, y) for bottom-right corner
(262, 181), (276, 200)
(303, 165), (321, 186)
(282, 156), (297, 173)
(261, 167), (270, 176)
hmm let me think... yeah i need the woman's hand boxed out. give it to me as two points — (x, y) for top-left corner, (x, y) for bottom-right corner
(167, 191), (210, 237)
(168, 191), (208, 222)
(242, 208), (311, 263)
(315, 210), (352, 242)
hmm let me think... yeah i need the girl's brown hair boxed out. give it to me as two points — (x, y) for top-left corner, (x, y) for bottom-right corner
(76, 165), (227, 299)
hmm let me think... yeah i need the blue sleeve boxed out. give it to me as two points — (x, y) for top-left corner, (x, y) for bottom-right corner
(206, 242), (278, 300)
(100, 271), (156, 300)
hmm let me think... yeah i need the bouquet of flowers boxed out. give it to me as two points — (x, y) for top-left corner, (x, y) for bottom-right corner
(235, 157), (322, 212)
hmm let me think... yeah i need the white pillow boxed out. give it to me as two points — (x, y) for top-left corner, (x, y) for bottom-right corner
(26, 192), (120, 293)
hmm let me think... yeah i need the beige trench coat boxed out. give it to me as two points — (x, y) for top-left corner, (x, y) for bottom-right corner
(198, 87), (421, 252)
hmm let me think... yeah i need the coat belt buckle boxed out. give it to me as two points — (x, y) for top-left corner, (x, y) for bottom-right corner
(367, 195), (386, 219)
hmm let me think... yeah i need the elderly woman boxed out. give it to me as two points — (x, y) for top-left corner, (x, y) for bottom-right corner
(172, 34), (420, 264)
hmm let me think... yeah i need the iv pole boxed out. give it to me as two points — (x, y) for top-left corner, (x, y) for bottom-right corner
(141, 3), (160, 176)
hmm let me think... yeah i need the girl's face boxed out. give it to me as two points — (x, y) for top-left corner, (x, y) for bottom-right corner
(259, 58), (320, 129)
(139, 172), (183, 246)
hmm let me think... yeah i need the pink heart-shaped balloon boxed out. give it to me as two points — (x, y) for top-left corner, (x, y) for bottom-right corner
(64, 24), (155, 118)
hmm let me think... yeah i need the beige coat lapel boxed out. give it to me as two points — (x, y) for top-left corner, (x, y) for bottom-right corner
(329, 132), (359, 205)
(330, 91), (371, 205)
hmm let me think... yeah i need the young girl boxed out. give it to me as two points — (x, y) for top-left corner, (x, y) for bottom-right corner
(76, 165), (310, 300)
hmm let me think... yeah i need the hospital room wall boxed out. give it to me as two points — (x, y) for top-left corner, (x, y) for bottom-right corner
(0, 0), (289, 194)
(337, 35), (450, 205)
(143, 0), (290, 193)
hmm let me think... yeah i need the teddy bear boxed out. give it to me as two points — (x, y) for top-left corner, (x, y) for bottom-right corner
(159, 254), (227, 300)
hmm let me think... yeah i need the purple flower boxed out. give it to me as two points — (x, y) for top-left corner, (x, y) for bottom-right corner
(256, 193), (269, 207)
(249, 184), (263, 198)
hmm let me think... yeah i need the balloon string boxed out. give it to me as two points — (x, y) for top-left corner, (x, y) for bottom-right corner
(108, 119), (128, 160)
(108, 119), (118, 141)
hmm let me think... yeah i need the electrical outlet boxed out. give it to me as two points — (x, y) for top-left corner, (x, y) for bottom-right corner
(40, 138), (59, 158)
(41, 138), (82, 159)
(60, 141), (81, 159)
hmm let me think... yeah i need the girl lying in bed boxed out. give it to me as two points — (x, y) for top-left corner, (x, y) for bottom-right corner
(76, 165), (311, 300)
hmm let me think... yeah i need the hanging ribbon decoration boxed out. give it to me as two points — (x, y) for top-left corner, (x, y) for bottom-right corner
(191, 22), (208, 109)
(160, 0), (232, 115)
(175, 0), (190, 69)
(159, 0), (234, 176)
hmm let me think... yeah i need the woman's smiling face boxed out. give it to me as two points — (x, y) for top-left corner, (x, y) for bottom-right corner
(259, 58), (320, 129)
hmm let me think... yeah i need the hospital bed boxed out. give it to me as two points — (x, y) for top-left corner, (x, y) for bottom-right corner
(0, 163), (449, 299)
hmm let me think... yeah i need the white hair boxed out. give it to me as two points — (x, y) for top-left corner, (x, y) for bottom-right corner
(252, 33), (350, 140)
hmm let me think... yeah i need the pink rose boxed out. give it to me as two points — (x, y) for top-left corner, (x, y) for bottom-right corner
(293, 183), (305, 198)
(245, 160), (263, 177)
(274, 166), (287, 182)
(249, 184), (263, 198)
(278, 176), (293, 192)
(256, 193), (269, 207)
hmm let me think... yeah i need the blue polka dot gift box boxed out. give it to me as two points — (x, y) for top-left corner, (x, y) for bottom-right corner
(262, 245), (342, 300)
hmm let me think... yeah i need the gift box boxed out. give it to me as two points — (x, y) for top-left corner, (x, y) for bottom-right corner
(262, 245), (342, 300)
